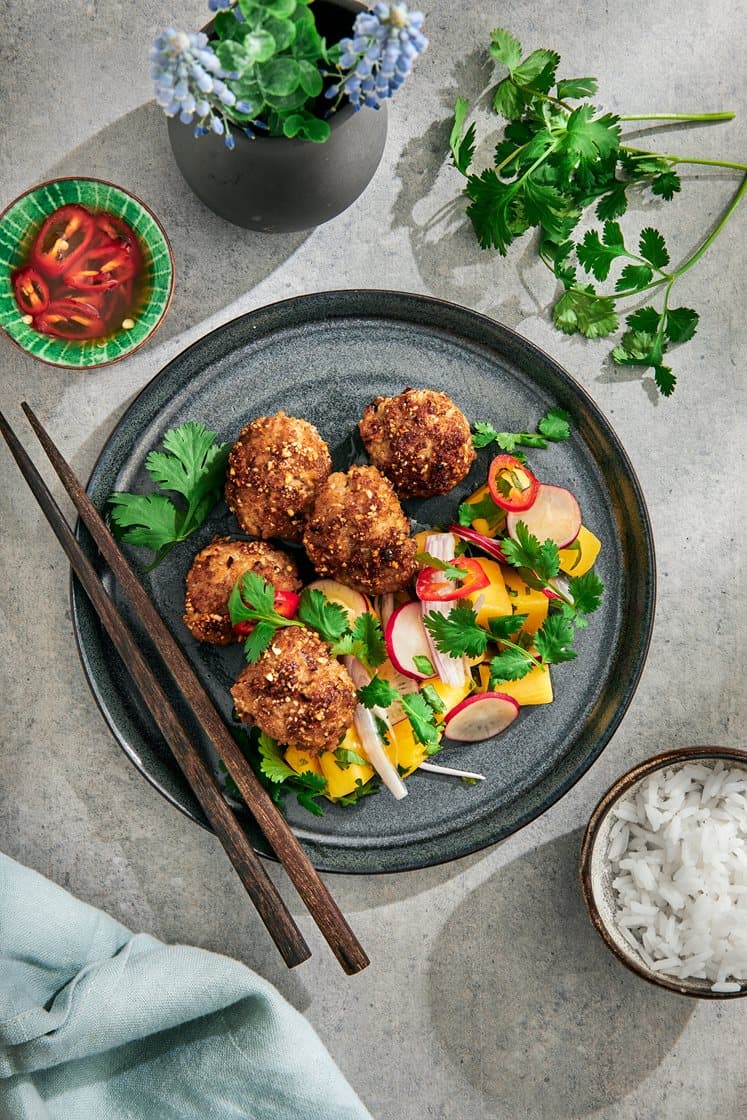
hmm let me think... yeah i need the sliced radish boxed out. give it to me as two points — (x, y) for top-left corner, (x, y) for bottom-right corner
(385, 601), (434, 680)
(305, 579), (371, 621)
(443, 692), (519, 742)
(449, 524), (507, 562)
(506, 484), (581, 548)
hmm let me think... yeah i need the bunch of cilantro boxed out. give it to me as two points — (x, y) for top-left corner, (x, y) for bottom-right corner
(449, 29), (746, 397)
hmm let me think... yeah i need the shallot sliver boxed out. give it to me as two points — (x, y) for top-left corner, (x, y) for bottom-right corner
(343, 656), (408, 800)
(421, 533), (469, 688)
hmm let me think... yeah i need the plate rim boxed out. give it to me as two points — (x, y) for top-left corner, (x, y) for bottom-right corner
(71, 288), (656, 873)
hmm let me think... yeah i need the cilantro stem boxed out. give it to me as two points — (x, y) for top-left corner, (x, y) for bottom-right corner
(622, 146), (747, 173)
(670, 172), (747, 279)
(497, 636), (542, 668)
(620, 112), (735, 123)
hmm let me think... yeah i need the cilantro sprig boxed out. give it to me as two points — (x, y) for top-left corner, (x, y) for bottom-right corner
(108, 422), (230, 569)
(357, 677), (442, 755)
(414, 551), (469, 581)
(449, 28), (746, 396)
(471, 407), (571, 453)
(222, 729), (329, 817)
(228, 572), (388, 667)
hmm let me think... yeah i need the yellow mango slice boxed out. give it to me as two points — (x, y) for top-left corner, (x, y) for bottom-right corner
(468, 557), (512, 628)
(558, 525), (601, 577)
(500, 566), (549, 635)
(390, 718), (428, 777)
(318, 725), (376, 800)
(424, 675), (474, 721)
(476, 661), (553, 706)
(283, 746), (323, 778)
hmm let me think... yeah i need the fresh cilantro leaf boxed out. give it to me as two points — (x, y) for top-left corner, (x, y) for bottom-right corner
(615, 263), (653, 292)
(626, 306), (661, 333)
(523, 178), (578, 241)
(465, 169), (526, 254)
(257, 732), (296, 783)
(489, 28), (523, 70)
(665, 307), (699, 343)
(552, 287), (619, 338)
(423, 603), (490, 659)
(357, 677), (399, 710)
(639, 227), (670, 268)
(297, 588), (350, 643)
(559, 106), (621, 169)
(512, 49), (560, 89)
(107, 422), (229, 568)
(654, 366), (677, 396)
(534, 614), (577, 664)
(537, 407), (571, 442)
(472, 421), (501, 448)
(492, 77), (526, 120)
(413, 655), (436, 677)
(577, 224), (626, 281)
(568, 570), (604, 615)
(231, 570), (276, 617)
(458, 491), (508, 530)
(556, 76), (598, 99)
(501, 521), (561, 582)
(400, 692), (442, 752)
(487, 613), (528, 640)
(450, 96), (476, 174)
(108, 493), (183, 553)
(242, 620), (276, 664)
(334, 747), (369, 769)
(489, 647), (534, 683)
(611, 329), (664, 368)
(650, 170), (681, 200)
(595, 182), (628, 221)
(330, 612), (386, 667)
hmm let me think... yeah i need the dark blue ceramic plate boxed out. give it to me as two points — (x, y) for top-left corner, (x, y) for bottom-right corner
(71, 290), (655, 873)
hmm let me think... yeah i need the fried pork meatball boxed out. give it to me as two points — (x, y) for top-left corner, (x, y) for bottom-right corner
(230, 627), (357, 755)
(225, 412), (331, 542)
(183, 537), (301, 645)
(358, 388), (476, 498)
(303, 465), (417, 596)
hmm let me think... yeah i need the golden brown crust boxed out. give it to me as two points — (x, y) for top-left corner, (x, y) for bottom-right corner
(303, 465), (417, 596)
(183, 536), (301, 645)
(358, 388), (476, 498)
(230, 627), (357, 755)
(225, 412), (331, 542)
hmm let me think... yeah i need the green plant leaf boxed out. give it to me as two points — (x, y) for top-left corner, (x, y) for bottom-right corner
(258, 56), (301, 96)
(512, 49), (560, 88)
(297, 59), (322, 97)
(556, 76), (598, 99)
(552, 287), (618, 338)
(492, 78), (525, 120)
(450, 96), (476, 174)
(216, 40), (249, 72)
(264, 0), (296, 16)
(243, 29), (277, 64)
(489, 28), (523, 69)
(615, 263), (653, 292)
(654, 366), (676, 396)
(665, 306), (699, 343)
(262, 14), (296, 52)
(639, 227), (670, 268)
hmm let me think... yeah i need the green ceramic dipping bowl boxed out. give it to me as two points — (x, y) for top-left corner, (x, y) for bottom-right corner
(0, 177), (174, 369)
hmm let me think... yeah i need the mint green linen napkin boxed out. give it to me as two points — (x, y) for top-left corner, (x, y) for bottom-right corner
(0, 854), (373, 1120)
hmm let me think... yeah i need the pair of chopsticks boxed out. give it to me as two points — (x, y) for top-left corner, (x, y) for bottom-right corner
(0, 404), (368, 975)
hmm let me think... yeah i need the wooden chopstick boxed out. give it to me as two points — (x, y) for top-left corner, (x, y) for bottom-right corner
(17, 403), (370, 976)
(0, 408), (311, 969)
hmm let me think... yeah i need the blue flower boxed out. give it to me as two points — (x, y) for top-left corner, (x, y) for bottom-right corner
(337, 3), (427, 111)
(151, 26), (239, 136)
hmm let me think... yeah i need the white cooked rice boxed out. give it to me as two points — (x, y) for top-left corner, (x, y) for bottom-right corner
(607, 760), (747, 991)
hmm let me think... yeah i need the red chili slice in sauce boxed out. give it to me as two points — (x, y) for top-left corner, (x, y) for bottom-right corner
(65, 242), (137, 291)
(31, 204), (96, 277)
(487, 454), (540, 512)
(415, 557), (489, 602)
(33, 298), (107, 341)
(12, 266), (50, 314)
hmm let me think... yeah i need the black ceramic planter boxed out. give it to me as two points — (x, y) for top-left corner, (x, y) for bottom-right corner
(167, 1), (389, 232)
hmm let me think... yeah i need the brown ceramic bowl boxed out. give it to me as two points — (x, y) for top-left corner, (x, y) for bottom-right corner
(580, 746), (747, 999)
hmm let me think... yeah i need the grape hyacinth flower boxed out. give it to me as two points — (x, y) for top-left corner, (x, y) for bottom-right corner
(150, 27), (241, 147)
(329, 2), (427, 112)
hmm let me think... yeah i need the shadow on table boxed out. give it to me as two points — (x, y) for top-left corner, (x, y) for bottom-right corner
(39, 102), (311, 344)
(426, 829), (693, 1117)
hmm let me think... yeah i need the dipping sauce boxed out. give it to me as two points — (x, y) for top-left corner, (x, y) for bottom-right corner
(11, 204), (145, 341)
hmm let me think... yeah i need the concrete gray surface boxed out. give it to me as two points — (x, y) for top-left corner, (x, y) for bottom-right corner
(1, 1), (745, 1117)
